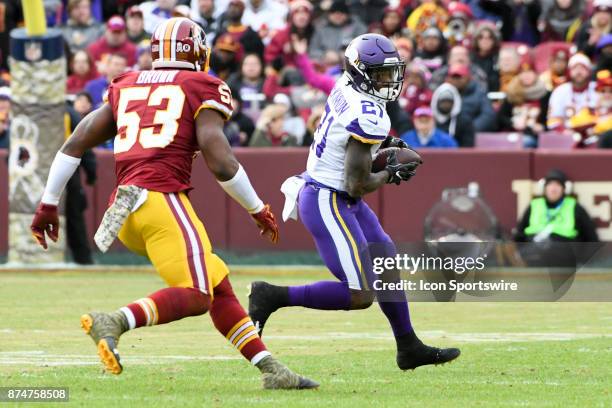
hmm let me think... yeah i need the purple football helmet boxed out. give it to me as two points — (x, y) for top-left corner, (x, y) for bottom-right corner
(344, 33), (406, 102)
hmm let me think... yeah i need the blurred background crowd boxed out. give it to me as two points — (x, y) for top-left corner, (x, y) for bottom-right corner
(1, 0), (612, 150)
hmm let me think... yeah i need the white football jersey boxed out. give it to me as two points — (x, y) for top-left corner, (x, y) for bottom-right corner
(306, 74), (391, 191)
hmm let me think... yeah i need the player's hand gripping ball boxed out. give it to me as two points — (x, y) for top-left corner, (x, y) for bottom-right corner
(251, 204), (280, 243)
(30, 203), (60, 249)
(372, 147), (423, 185)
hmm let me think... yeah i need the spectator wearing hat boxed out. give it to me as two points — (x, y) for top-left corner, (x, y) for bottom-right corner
(216, 0), (265, 60)
(264, 0), (314, 67)
(66, 50), (98, 95)
(575, 0), (612, 58)
(125, 6), (148, 44)
(62, 0), (104, 54)
(400, 107), (458, 148)
(84, 52), (128, 108)
(399, 62), (432, 116)
(540, 46), (571, 92)
(308, 0), (367, 61)
(595, 33), (612, 72)
(498, 55), (548, 147)
(430, 44), (488, 91)
(547, 53), (599, 131)
(209, 33), (242, 80)
(139, 0), (177, 34)
(445, 63), (497, 132)
(249, 104), (298, 147)
(444, 1), (473, 47)
(87, 15), (137, 74)
(406, 0), (448, 42)
(515, 169), (598, 243)
(241, 0), (288, 37)
(471, 22), (501, 92)
(431, 82), (474, 147)
(413, 26), (447, 73)
(369, 6), (407, 39)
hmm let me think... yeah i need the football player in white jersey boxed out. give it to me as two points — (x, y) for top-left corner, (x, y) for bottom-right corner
(249, 34), (460, 370)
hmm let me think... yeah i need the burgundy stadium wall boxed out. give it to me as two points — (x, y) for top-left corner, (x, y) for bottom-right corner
(2, 148), (612, 255)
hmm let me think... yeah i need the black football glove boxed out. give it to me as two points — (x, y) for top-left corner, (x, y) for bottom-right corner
(384, 151), (419, 185)
(379, 135), (409, 150)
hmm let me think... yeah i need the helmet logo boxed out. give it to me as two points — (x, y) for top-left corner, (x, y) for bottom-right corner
(152, 44), (159, 52)
(176, 42), (191, 52)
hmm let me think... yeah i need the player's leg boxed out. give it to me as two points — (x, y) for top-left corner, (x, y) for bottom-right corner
(356, 202), (461, 369)
(80, 191), (212, 374)
(209, 273), (317, 389)
(249, 187), (373, 335)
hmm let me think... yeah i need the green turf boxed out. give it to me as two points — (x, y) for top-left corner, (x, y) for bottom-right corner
(0, 271), (610, 407)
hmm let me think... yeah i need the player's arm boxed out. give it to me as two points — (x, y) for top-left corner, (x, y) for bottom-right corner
(195, 109), (279, 243)
(344, 138), (390, 198)
(30, 104), (117, 249)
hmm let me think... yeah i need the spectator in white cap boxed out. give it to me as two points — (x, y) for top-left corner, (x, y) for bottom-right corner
(547, 53), (599, 131)
(575, 0), (612, 58)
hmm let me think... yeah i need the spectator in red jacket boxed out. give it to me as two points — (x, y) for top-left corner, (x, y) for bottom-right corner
(265, 0), (314, 67)
(66, 50), (98, 95)
(87, 15), (137, 75)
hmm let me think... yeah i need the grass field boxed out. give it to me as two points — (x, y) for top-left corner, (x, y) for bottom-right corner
(0, 270), (610, 407)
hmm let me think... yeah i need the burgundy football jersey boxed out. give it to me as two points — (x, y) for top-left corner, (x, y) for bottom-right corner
(106, 69), (233, 193)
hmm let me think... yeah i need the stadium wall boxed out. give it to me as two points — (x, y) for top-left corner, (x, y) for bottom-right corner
(2, 148), (612, 255)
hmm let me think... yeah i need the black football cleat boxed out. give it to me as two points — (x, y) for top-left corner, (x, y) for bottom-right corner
(395, 332), (461, 370)
(248, 281), (288, 337)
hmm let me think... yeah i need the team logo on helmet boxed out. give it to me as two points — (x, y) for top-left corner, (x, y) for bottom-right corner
(150, 17), (209, 72)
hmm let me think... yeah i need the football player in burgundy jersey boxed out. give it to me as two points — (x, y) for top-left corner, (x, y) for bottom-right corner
(30, 17), (317, 390)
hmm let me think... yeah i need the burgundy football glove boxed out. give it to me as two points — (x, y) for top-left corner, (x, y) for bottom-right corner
(30, 203), (59, 250)
(250, 204), (279, 244)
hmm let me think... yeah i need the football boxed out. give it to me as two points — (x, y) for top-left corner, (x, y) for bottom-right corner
(372, 147), (423, 173)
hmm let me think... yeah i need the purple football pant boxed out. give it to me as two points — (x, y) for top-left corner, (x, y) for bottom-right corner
(287, 184), (413, 338)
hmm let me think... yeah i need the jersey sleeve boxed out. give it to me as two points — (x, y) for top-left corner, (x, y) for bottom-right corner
(192, 75), (234, 121)
(345, 117), (388, 144)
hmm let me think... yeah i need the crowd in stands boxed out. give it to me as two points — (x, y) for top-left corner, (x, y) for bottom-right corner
(0, 0), (612, 149)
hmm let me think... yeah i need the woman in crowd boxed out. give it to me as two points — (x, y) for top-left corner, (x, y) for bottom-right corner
(399, 62), (432, 116)
(227, 53), (267, 123)
(369, 6), (407, 39)
(265, 0), (314, 68)
(66, 50), (98, 95)
(471, 22), (501, 92)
